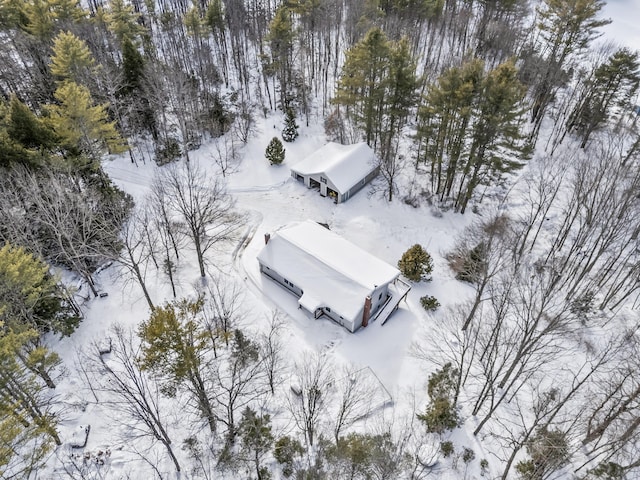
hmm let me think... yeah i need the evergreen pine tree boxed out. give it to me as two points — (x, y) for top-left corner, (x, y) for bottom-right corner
(380, 36), (417, 162)
(120, 37), (145, 95)
(22, 0), (55, 39)
(267, 5), (295, 110)
(49, 30), (95, 84)
(417, 58), (527, 212)
(239, 407), (274, 478)
(0, 243), (79, 336)
(104, 0), (146, 45)
(417, 363), (460, 434)
(138, 297), (217, 433)
(567, 48), (640, 147)
(0, 324), (62, 459)
(529, 0), (610, 138)
(417, 59), (484, 200)
(1, 96), (56, 167)
(281, 108), (299, 142)
(458, 59), (528, 213)
(6, 96), (54, 150)
(265, 137), (285, 165)
(45, 81), (127, 159)
(204, 0), (225, 32)
(398, 244), (433, 282)
(334, 27), (391, 147)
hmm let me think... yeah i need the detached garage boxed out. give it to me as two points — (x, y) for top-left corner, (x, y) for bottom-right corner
(290, 142), (378, 203)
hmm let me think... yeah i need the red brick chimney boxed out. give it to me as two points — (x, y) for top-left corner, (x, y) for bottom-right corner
(361, 296), (372, 328)
(264, 233), (271, 244)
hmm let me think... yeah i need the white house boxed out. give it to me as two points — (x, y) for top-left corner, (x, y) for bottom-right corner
(257, 220), (410, 332)
(290, 142), (378, 203)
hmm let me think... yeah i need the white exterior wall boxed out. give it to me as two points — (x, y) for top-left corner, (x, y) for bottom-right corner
(324, 283), (391, 333)
(306, 173), (340, 198)
(370, 284), (390, 314)
(292, 170), (361, 203)
(259, 259), (392, 333)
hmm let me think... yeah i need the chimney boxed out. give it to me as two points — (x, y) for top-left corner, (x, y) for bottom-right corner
(264, 233), (271, 245)
(361, 296), (372, 328)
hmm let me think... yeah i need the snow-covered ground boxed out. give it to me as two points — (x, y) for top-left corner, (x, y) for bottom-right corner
(42, 112), (484, 478)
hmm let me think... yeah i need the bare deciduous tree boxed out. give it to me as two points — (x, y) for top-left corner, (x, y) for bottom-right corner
(260, 312), (285, 396)
(202, 277), (246, 354)
(113, 202), (156, 310)
(286, 352), (334, 447)
(148, 185), (185, 299)
(2, 167), (127, 297)
(154, 161), (245, 278)
(85, 325), (181, 473)
(331, 365), (379, 444)
(210, 135), (239, 178)
(211, 330), (268, 444)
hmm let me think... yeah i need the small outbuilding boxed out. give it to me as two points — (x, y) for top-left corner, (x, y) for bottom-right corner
(257, 220), (411, 332)
(290, 142), (378, 203)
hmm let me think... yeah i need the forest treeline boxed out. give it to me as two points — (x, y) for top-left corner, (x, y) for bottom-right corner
(1, 0), (640, 478)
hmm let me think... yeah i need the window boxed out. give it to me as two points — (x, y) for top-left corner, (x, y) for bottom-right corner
(379, 292), (383, 300)
(326, 307), (331, 313)
(320, 176), (327, 184)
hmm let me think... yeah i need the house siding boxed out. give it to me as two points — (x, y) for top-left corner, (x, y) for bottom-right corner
(259, 263), (304, 298)
(291, 166), (378, 204)
(345, 166), (379, 202)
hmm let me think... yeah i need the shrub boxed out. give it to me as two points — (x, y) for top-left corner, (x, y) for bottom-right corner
(589, 462), (625, 479)
(199, 93), (233, 137)
(420, 295), (440, 311)
(418, 397), (459, 433)
(154, 137), (181, 165)
(398, 244), (433, 282)
(440, 441), (454, 458)
(480, 458), (489, 476)
(570, 290), (595, 321)
(515, 428), (569, 480)
(274, 436), (304, 478)
(266, 136), (285, 165)
(455, 243), (486, 283)
(462, 447), (475, 464)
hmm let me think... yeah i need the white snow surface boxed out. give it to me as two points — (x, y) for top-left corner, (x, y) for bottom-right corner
(257, 219), (400, 323)
(289, 141), (377, 193)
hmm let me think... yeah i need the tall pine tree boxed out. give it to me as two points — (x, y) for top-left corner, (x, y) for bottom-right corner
(529, 0), (610, 139)
(334, 27), (391, 148)
(267, 5), (296, 110)
(138, 297), (217, 433)
(49, 30), (95, 84)
(45, 81), (127, 161)
(417, 58), (527, 212)
(567, 48), (640, 147)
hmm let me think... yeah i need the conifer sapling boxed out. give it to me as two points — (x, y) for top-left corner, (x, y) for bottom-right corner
(282, 108), (299, 142)
(266, 136), (285, 165)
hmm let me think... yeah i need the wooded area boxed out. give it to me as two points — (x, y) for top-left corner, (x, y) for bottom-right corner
(1, 0), (639, 478)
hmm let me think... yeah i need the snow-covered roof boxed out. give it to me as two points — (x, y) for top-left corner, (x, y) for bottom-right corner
(257, 220), (399, 322)
(290, 142), (377, 193)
